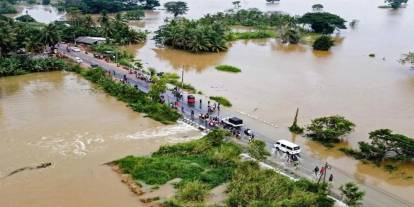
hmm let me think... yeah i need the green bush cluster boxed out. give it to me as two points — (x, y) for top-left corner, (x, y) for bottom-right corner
(60, 0), (159, 14)
(306, 115), (355, 145)
(313, 35), (334, 51)
(154, 18), (228, 53)
(215, 64), (241, 73)
(341, 129), (414, 165)
(201, 9), (296, 28)
(0, 56), (68, 77)
(117, 129), (240, 188)
(90, 44), (134, 67)
(226, 161), (335, 207)
(118, 130), (335, 207)
(0, 0), (17, 14)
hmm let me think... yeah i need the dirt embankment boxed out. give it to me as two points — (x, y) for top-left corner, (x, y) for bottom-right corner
(110, 164), (177, 207)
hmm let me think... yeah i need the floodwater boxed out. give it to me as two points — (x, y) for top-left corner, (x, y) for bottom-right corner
(132, 0), (414, 204)
(9, 0), (414, 205)
(0, 72), (201, 207)
(13, 5), (65, 23)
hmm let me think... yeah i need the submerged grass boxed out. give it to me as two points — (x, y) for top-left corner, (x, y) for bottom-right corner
(117, 130), (240, 188)
(215, 65), (241, 73)
(117, 130), (335, 207)
(226, 30), (276, 41)
(210, 96), (232, 107)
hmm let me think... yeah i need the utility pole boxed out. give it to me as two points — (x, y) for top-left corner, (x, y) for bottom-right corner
(181, 67), (184, 89)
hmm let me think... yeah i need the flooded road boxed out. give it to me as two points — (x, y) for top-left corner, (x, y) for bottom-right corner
(7, 0), (414, 205)
(129, 0), (414, 203)
(0, 72), (201, 206)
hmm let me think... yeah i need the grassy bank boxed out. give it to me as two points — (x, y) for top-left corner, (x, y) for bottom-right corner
(210, 96), (232, 107)
(226, 30), (276, 41)
(116, 130), (335, 207)
(79, 67), (180, 124)
(215, 65), (241, 73)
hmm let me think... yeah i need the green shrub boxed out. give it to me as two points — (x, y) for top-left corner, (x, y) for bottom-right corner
(313, 35), (334, 51)
(215, 64), (241, 73)
(210, 96), (232, 107)
(177, 181), (209, 202)
(306, 115), (355, 145)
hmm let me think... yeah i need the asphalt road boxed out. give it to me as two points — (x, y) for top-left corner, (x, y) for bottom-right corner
(58, 44), (413, 207)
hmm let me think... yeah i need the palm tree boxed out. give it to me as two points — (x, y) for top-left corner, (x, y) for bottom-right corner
(0, 21), (17, 57)
(102, 24), (113, 43)
(39, 23), (61, 54)
(99, 10), (110, 26)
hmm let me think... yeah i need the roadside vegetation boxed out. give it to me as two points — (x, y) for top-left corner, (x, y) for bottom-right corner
(215, 64), (241, 73)
(210, 96), (232, 107)
(90, 44), (135, 67)
(81, 67), (180, 124)
(339, 182), (365, 207)
(117, 130), (336, 207)
(59, 10), (147, 44)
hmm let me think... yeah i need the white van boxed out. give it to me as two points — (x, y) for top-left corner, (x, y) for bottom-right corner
(273, 139), (301, 155)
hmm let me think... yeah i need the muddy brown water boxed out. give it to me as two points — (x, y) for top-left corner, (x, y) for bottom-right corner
(9, 0), (414, 205)
(133, 0), (414, 203)
(0, 72), (201, 206)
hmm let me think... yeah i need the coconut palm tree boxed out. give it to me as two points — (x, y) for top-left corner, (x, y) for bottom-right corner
(0, 19), (17, 57)
(39, 23), (61, 54)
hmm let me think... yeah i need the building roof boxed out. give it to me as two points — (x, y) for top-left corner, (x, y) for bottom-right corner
(75, 36), (106, 45)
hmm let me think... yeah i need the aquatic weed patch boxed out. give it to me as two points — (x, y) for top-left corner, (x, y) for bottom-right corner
(215, 65), (241, 73)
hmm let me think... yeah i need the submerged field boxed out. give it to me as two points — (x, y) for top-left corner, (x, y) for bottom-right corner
(116, 130), (334, 206)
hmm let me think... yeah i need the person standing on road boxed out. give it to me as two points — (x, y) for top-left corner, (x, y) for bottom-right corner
(191, 110), (194, 119)
(320, 166), (325, 176)
(181, 106), (184, 113)
(199, 99), (202, 109)
(208, 100), (210, 106)
(329, 174), (333, 182)
(314, 166), (319, 176)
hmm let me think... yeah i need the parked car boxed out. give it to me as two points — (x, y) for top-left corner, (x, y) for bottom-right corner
(71, 47), (81, 52)
(273, 139), (301, 155)
(187, 95), (195, 106)
(91, 63), (98, 68)
(75, 57), (82, 63)
(221, 117), (243, 128)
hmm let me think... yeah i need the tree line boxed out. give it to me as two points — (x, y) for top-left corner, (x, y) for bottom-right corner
(59, 0), (159, 13)
(290, 114), (414, 171)
(154, 8), (347, 52)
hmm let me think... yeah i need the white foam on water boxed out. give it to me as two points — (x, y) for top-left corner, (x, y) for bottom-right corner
(28, 132), (105, 157)
(117, 121), (200, 141)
